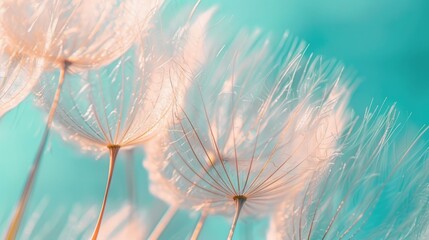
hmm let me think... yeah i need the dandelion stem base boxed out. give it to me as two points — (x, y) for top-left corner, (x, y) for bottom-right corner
(227, 195), (246, 240)
(91, 145), (120, 240)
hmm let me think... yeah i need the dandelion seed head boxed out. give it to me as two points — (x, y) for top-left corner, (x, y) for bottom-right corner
(0, 37), (43, 116)
(0, 0), (161, 72)
(145, 31), (351, 218)
(35, 8), (214, 155)
(269, 105), (429, 239)
(36, 48), (170, 153)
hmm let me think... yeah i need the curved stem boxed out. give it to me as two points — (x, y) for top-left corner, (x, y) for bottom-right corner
(190, 211), (207, 240)
(91, 145), (120, 240)
(148, 205), (178, 240)
(227, 196), (246, 240)
(6, 63), (68, 240)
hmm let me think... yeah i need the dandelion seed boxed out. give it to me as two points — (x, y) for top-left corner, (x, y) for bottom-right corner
(0, 0), (158, 72)
(35, 48), (171, 240)
(0, 39), (43, 117)
(268, 105), (429, 239)
(39, 48), (172, 152)
(141, 6), (217, 239)
(0, 0), (163, 238)
(31, 7), (213, 239)
(145, 31), (351, 240)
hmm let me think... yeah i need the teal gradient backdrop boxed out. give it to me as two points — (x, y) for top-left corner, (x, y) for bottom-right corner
(1, 0), (429, 239)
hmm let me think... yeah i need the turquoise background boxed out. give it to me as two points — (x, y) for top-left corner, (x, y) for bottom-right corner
(1, 0), (429, 239)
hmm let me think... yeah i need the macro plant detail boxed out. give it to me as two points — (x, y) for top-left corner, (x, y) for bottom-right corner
(33, 5), (211, 240)
(1, 0), (162, 238)
(38, 48), (172, 152)
(145, 31), (351, 239)
(0, 0), (154, 72)
(268, 105), (429, 239)
(1, 1), (429, 240)
(0, 40), (43, 117)
(37, 49), (170, 239)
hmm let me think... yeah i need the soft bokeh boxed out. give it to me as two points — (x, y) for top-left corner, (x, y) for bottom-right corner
(1, 0), (428, 239)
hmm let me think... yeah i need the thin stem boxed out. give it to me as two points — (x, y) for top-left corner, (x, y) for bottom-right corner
(91, 145), (120, 240)
(190, 211), (207, 240)
(227, 196), (247, 240)
(5, 62), (68, 240)
(148, 205), (178, 240)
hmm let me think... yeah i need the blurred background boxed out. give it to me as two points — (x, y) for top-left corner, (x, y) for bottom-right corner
(1, 0), (429, 239)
